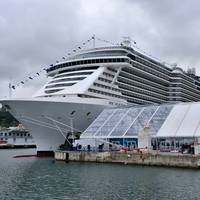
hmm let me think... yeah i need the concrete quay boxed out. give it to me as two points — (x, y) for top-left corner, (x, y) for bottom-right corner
(54, 150), (200, 168)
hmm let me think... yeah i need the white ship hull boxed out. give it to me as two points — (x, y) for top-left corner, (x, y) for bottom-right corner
(1, 97), (110, 152)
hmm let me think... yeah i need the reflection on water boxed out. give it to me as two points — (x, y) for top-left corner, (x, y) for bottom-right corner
(0, 149), (200, 200)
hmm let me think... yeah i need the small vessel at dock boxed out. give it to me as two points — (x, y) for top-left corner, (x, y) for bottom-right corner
(0, 126), (36, 149)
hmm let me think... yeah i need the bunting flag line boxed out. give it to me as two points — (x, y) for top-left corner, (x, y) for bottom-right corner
(9, 35), (120, 91)
(11, 35), (158, 92)
(9, 36), (94, 91)
(95, 36), (117, 46)
(61, 35), (94, 61)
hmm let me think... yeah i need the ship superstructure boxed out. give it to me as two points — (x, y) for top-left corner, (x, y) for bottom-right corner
(36, 43), (200, 104)
(2, 40), (200, 154)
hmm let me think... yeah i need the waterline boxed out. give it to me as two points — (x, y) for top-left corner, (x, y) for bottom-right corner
(0, 149), (200, 200)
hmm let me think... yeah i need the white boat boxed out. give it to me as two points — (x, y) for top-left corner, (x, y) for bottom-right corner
(0, 126), (35, 148)
(2, 38), (200, 155)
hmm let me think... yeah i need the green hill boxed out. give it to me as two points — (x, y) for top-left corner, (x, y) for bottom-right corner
(0, 110), (19, 127)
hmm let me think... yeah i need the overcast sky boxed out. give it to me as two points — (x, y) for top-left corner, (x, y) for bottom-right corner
(0, 0), (200, 98)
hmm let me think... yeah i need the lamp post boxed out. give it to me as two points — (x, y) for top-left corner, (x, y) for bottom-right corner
(70, 117), (74, 144)
(68, 111), (76, 145)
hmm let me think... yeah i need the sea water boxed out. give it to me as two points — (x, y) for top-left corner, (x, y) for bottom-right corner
(0, 149), (200, 200)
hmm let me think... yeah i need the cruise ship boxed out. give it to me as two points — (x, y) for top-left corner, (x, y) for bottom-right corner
(1, 39), (200, 155)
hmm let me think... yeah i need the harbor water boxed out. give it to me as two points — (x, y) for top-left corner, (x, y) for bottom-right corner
(1, 149), (200, 200)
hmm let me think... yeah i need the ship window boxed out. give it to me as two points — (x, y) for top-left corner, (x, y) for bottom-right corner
(70, 110), (76, 115)
(55, 71), (93, 79)
(59, 66), (98, 74)
(49, 77), (85, 84)
(45, 89), (64, 94)
(5, 133), (7, 136)
(46, 83), (75, 89)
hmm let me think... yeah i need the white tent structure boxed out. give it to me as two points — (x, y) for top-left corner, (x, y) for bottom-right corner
(157, 103), (200, 138)
(79, 102), (200, 151)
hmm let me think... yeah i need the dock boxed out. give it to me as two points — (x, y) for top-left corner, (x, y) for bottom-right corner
(54, 150), (200, 168)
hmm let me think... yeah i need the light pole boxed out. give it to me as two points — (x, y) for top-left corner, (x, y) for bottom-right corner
(68, 111), (76, 145)
(70, 117), (74, 144)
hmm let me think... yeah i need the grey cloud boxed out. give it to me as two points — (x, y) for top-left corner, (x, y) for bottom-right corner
(0, 0), (200, 98)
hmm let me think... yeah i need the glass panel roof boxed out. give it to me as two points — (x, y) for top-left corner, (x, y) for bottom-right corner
(109, 108), (141, 137)
(95, 109), (127, 137)
(81, 109), (115, 137)
(147, 105), (173, 136)
(124, 106), (158, 136)
(81, 104), (174, 139)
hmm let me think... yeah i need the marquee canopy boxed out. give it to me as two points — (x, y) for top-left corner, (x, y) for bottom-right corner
(81, 102), (200, 139)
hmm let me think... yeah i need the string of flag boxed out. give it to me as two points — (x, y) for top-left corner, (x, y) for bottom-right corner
(9, 34), (172, 92)
(95, 36), (119, 46)
(10, 68), (47, 90)
(10, 35), (95, 91)
(95, 36), (163, 63)
(61, 35), (94, 58)
(98, 36), (175, 68)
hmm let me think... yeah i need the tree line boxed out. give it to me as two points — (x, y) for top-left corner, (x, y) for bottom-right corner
(0, 109), (19, 128)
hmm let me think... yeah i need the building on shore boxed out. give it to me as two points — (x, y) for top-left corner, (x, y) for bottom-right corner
(78, 102), (200, 153)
